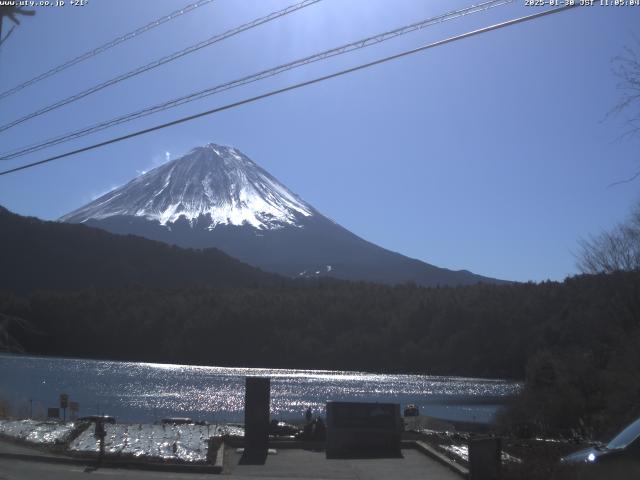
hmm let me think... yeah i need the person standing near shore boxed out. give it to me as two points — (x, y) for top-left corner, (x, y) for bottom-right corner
(305, 406), (312, 423)
(94, 419), (106, 463)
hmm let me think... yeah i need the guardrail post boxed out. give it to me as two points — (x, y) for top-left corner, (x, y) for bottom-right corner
(469, 436), (501, 480)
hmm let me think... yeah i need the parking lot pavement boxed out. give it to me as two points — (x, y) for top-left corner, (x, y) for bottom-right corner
(0, 438), (463, 479)
(224, 448), (462, 479)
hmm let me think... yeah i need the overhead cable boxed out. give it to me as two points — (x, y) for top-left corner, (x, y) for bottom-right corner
(0, 0), (512, 161)
(0, 0), (216, 101)
(0, 0), (322, 133)
(0, 5), (578, 178)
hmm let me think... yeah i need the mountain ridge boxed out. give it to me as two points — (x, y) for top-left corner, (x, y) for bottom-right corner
(0, 205), (280, 293)
(61, 143), (506, 287)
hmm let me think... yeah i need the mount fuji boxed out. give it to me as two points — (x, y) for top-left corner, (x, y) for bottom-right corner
(61, 143), (502, 286)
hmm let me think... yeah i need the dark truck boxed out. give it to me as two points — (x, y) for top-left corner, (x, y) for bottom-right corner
(325, 401), (401, 458)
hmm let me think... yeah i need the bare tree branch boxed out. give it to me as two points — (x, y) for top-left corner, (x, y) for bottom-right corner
(578, 202), (640, 274)
(606, 37), (640, 186)
(609, 38), (640, 122)
(0, 6), (35, 48)
(608, 170), (640, 188)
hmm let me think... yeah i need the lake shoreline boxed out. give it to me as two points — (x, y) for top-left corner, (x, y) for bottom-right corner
(0, 353), (521, 425)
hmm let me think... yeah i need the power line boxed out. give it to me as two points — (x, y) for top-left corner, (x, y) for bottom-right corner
(0, 24), (15, 47)
(0, 0), (512, 162)
(0, 4), (577, 178)
(0, 0), (215, 101)
(0, 0), (322, 133)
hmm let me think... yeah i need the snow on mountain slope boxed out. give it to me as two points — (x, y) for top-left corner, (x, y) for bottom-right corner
(61, 144), (313, 230)
(61, 142), (506, 286)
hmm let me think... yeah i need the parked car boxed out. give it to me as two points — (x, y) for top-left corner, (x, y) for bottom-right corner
(403, 404), (419, 417)
(77, 415), (116, 424)
(557, 416), (640, 479)
(269, 420), (300, 437)
(161, 417), (194, 425)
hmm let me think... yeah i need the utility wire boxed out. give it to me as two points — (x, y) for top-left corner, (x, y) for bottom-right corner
(0, 0), (215, 101)
(0, 0), (512, 162)
(0, 4), (577, 178)
(0, 25), (15, 47)
(0, 0), (322, 133)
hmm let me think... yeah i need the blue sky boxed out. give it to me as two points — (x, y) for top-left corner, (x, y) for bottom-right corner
(0, 0), (638, 282)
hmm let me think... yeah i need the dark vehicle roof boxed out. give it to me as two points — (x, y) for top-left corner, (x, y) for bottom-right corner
(561, 416), (640, 466)
(161, 417), (194, 425)
(78, 415), (115, 423)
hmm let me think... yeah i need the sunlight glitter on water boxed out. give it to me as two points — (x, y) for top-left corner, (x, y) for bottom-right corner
(0, 354), (520, 423)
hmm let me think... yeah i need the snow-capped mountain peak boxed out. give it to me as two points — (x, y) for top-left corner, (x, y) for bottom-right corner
(61, 143), (314, 230)
(60, 142), (503, 286)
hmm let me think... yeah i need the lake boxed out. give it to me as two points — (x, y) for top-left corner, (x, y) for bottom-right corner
(0, 354), (520, 424)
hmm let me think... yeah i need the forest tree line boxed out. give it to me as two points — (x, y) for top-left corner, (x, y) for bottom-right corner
(2, 270), (639, 436)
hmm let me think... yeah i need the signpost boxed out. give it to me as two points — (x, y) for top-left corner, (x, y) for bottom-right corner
(59, 393), (69, 422)
(244, 377), (270, 452)
(69, 401), (79, 420)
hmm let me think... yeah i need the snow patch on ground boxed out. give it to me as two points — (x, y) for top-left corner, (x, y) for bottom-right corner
(69, 423), (243, 463)
(0, 419), (76, 445)
(440, 443), (522, 464)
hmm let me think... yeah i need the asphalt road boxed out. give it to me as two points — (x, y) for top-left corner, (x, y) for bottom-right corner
(0, 458), (215, 480)
(0, 438), (461, 479)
